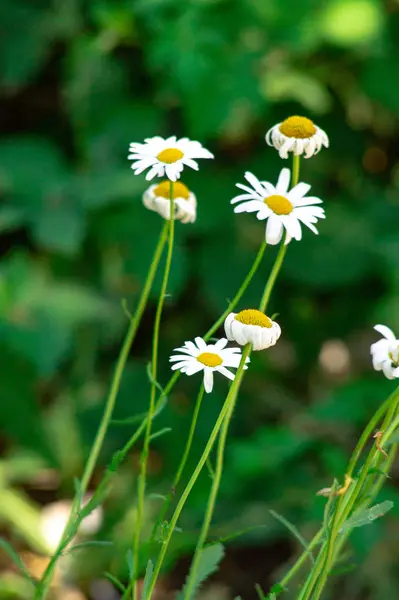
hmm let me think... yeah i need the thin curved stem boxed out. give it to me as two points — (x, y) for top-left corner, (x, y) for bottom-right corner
(131, 183), (175, 599)
(150, 385), (206, 543)
(108, 241), (268, 472)
(145, 347), (251, 600)
(34, 220), (169, 600)
(299, 384), (399, 600)
(181, 349), (249, 600)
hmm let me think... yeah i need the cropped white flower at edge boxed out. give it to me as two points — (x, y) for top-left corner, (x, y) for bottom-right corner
(371, 324), (399, 380)
(266, 116), (329, 159)
(128, 136), (214, 181)
(231, 168), (325, 245)
(225, 309), (281, 351)
(143, 180), (197, 223)
(169, 337), (249, 393)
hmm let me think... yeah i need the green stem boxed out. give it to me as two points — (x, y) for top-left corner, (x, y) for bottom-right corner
(292, 154), (300, 186)
(132, 183), (175, 598)
(182, 347), (250, 600)
(300, 384), (399, 600)
(150, 385), (206, 543)
(204, 240), (267, 339)
(34, 220), (169, 600)
(107, 241), (268, 475)
(180, 201), (292, 600)
(145, 347), (251, 600)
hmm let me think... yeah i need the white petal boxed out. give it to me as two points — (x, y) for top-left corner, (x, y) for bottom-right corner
(216, 366), (235, 381)
(234, 200), (264, 214)
(195, 337), (207, 351)
(244, 172), (266, 197)
(374, 324), (396, 341)
(203, 368), (214, 393)
(214, 338), (229, 351)
(275, 168), (291, 194)
(265, 215), (284, 245)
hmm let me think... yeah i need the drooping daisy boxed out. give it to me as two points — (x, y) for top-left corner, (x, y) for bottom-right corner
(169, 337), (249, 393)
(143, 180), (197, 223)
(266, 116), (329, 159)
(224, 309), (281, 351)
(231, 168), (325, 245)
(128, 136), (214, 182)
(370, 324), (399, 380)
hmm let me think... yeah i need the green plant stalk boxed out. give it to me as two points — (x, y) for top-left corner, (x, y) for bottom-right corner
(131, 183), (176, 600)
(34, 220), (170, 600)
(145, 346), (251, 600)
(150, 385), (206, 543)
(278, 394), (397, 592)
(181, 347), (249, 600)
(180, 157), (296, 600)
(107, 240), (268, 474)
(299, 384), (399, 600)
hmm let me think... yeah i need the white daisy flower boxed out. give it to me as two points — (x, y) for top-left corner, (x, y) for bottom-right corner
(224, 309), (281, 351)
(128, 135), (214, 182)
(370, 324), (399, 380)
(169, 337), (249, 393)
(143, 180), (197, 223)
(231, 168), (325, 245)
(266, 116), (329, 159)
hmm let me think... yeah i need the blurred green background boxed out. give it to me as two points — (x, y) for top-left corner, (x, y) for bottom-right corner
(1, 0), (399, 598)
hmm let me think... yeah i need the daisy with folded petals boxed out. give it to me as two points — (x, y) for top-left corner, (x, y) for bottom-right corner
(143, 180), (197, 223)
(169, 337), (249, 393)
(128, 136), (214, 182)
(266, 116), (329, 159)
(371, 324), (399, 380)
(231, 168), (325, 245)
(224, 309), (281, 351)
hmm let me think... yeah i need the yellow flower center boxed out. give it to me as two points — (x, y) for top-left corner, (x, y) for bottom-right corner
(279, 116), (316, 139)
(235, 309), (272, 328)
(157, 148), (184, 163)
(153, 180), (190, 200)
(264, 194), (293, 215)
(197, 352), (223, 367)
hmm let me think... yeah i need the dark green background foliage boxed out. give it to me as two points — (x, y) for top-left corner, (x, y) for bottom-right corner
(1, 0), (399, 598)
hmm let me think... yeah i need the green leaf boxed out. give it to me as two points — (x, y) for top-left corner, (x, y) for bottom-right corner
(126, 549), (134, 580)
(269, 510), (314, 565)
(141, 560), (154, 600)
(0, 539), (35, 584)
(104, 572), (126, 594)
(176, 543), (225, 600)
(340, 501), (394, 534)
(64, 540), (113, 555)
(149, 427), (172, 441)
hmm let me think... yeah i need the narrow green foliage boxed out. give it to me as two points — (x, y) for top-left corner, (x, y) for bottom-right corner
(149, 427), (172, 441)
(141, 560), (154, 600)
(104, 572), (126, 593)
(255, 583), (266, 600)
(269, 510), (314, 565)
(63, 540), (113, 554)
(126, 549), (134, 580)
(269, 583), (286, 597)
(176, 543), (225, 600)
(0, 539), (35, 584)
(339, 500), (394, 533)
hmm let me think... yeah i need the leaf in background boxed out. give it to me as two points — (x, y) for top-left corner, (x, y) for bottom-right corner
(0, 539), (35, 584)
(0, 1), (53, 88)
(141, 559), (154, 600)
(340, 501), (394, 534)
(0, 136), (86, 255)
(0, 344), (52, 457)
(176, 543), (225, 600)
(269, 510), (314, 564)
(320, 0), (384, 48)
